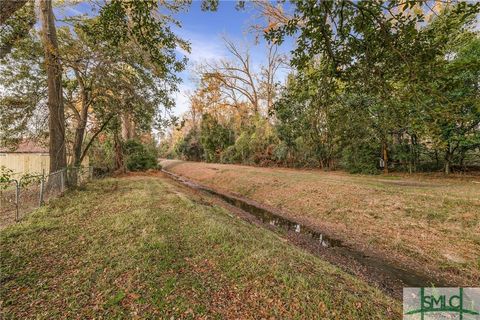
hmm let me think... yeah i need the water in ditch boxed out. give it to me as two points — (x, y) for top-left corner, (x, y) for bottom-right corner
(162, 169), (446, 293)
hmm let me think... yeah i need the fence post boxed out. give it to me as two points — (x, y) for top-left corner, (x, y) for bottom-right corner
(14, 180), (19, 222)
(39, 175), (45, 207)
(60, 169), (65, 193)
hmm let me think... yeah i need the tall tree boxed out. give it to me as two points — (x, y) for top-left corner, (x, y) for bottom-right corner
(39, 0), (66, 172)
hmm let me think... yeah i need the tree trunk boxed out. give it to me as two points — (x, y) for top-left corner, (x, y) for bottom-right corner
(79, 115), (114, 165)
(445, 145), (452, 175)
(121, 112), (136, 140)
(383, 141), (389, 174)
(72, 95), (88, 167)
(72, 74), (89, 167)
(445, 160), (451, 175)
(39, 0), (66, 173)
(114, 133), (125, 172)
(410, 134), (417, 173)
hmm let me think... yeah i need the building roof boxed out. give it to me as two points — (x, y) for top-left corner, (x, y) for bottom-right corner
(0, 140), (49, 153)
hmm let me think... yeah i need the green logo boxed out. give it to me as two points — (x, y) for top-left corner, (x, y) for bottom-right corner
(403, 287), (480, 320)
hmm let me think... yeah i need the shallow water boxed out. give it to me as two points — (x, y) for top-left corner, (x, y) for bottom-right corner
(162, 169), (446, 293)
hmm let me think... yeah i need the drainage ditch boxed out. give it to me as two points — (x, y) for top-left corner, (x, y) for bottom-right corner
(162, 169), (448, 298)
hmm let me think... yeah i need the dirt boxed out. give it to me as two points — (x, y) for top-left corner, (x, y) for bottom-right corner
(159, 160), (480, 288)
(160, 169), (452, 300)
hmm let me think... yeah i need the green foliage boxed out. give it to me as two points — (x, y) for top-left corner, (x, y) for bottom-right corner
(87, 0), (189, 80)
(217, 117), (278, 166)
(89, 135), (116, 169)
(410, 13), (480, 173)
(123, 139), (158, 171)
(174, 129), (203, 161)
(0, 1), (35, 59)
(274, 69), (337, 168)
(0, 166), (14, 185)
(0, 29), (45, 143)
(341, 144), (379, 175)
(200, 114), (234, 162)
(267, 1), (480, 174)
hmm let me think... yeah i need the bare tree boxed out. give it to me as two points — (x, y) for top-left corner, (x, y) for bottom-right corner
(248, 0), (293, 37)
(260, 42), (287, 116)
(202, 37), (260, 114)
(200, 37), (286, 118)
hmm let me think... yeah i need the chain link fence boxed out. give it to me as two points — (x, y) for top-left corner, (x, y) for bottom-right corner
(0, 180), (18, 227)
(0, 167), (94, 228)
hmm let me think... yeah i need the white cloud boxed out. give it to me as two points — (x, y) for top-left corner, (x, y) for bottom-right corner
(172, 29), (228, 116)
(172, 29), (291, 116)
(178, 29), (228, 67)
(172, 82), (195, 117)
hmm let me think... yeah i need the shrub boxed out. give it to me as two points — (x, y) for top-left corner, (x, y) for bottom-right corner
(220, 145), (239, 163)
(341, 142), (379, 174)
(124, 139), (158, 171)
(174, 130), (203, 161)
(200, 114), (234, 162)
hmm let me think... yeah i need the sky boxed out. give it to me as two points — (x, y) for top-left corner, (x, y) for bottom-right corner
(55, 1), (293, 118)
(171, 1), (292, 117)
(174, 1), (259, 116)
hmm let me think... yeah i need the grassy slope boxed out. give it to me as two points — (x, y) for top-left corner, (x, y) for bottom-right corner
(160, 160), (480, 285)
(0, 176), (399, 319)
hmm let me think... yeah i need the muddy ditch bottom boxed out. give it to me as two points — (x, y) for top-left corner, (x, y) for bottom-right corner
(161, 169), (449, 299)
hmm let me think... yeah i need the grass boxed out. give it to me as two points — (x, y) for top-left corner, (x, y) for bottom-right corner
(160, 160), (480, 285)
(0, 176), (399, 319)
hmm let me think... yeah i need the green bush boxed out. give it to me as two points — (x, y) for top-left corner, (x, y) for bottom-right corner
(341, 142), (379, 174)
(175, 130), (203, 161)
(200, 114), (234, 162)
(124, 139), (158, 171)
(220, 145), (239, 163)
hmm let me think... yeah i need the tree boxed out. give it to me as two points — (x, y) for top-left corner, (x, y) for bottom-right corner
(0, 0), (28, 25)
(200, 38), (285, 117)
(0, 0), (35, 59)
(267, 0), (479, 174)
(2, 0), (190, 172)
(274, 64), (338, 169)
(39, 0), (66, 172)
(200, 113), (234, 162)
(410, 10), (480, 174)
(0, 27), (45, 146)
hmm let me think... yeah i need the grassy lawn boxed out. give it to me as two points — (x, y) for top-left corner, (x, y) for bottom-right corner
(0, 176), (399, 319)
(160, 160), (480, 285)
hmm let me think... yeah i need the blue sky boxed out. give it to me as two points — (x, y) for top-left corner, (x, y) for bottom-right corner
(174, 1), (259, 115)
(54, 1), (293, 117)
(171, 1), (292, 116)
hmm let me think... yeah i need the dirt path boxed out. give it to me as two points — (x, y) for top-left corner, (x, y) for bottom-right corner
(160, 160), (480, 287)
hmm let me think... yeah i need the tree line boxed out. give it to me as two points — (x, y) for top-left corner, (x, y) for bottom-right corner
(1, 1), (479, 175)
(160, 1), (480, 174)
(0, 0), (214, 173)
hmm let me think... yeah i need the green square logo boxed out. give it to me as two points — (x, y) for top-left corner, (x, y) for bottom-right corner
(404, 288), (480, 319)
